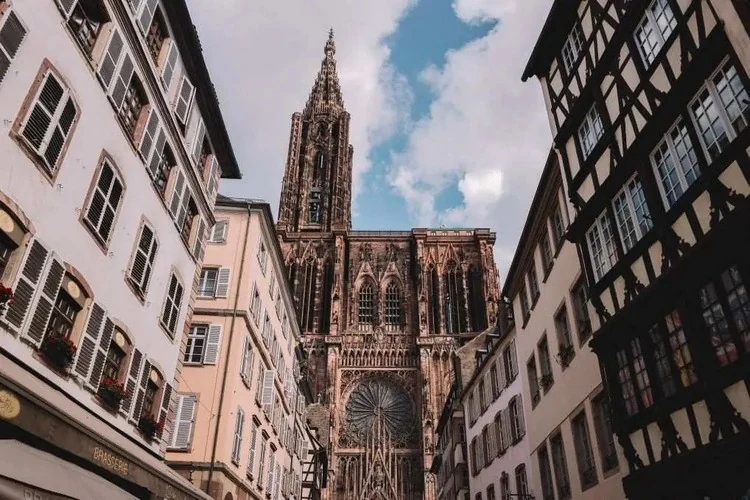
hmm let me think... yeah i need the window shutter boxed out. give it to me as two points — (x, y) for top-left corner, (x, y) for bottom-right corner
(247, 421), (258, 477)
(146, 128), (167, 178)
(121, 348), (142, 416)
(89, 317), (114, 389)
(85, 161), (122, 243)
(239, 336), (249, 377)
(203, 324), (222, 365)
(98, 30), (124, 89)
(139, 109), (160, 160)
(161, 40), (178, 88)
(136, 0), (158, 34)
(73, 303), (105, 379)
(131, 359), (152, 422)
(206, 156), (220, 204)
(262, 369), (274, 414)
(502, 408), (512, 450)
(268, 454), (275, 496)
(210, 220), (227, 243)
(174, 76), (194, 124)
(169, 169), (186, 219)
(215, 267), (231, 298)
(0, 10), (27, 86)
(191, 216), (207, 261)
(297, 395), (305, 415)
(496, 359), (506, 392)
(110, 53), (134, 110)
(191, 119), (206, 164)
(516, 397), (526, 437)
(25, 255), (64, 346)
(232, 407), (244, 463)
(55, 0), (76, 16)
(170, 394), (196, 449)
(162, 275), (184, 334)
(129, 223), (158, 293)
(5, 240), (49, 333)
(274, 463), (280, 500)
(158, 382), (173, 446)
(510, 339), (518, 379)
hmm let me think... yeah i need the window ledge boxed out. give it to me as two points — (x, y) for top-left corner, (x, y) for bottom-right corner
(158, 321), (176, 342)
(79, 218), (111, 256)
(123, 276), (148, 305)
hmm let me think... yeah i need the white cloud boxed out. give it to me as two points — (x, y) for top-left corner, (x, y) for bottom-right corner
(388, 0), (553, 275)
(187, 0), (415, 210)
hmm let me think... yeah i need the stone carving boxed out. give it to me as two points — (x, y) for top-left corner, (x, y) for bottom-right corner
(359, 242), (373, 262)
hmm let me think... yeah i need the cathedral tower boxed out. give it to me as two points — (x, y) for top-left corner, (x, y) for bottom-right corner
(278, 30), (354, 232)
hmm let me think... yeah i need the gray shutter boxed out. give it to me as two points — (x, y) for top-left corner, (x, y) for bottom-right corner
(129, 224), (157, 292)
(239, 335), (249, 377)
(261, 369), (274, 414)
(158, 382), (173, 441)
(25, 256), (64, 346)
(139, 109), (159, 159)
(98, 30), (123, 89)
(192, 217), (207, 261)
(0, 10), (27, 85)
(73, 303), (105, 378)
(55, 0), (76, 16)
(137, 0), (158, 33)
(170, 394), (196, 449)
(174, 76), (194, 124)
(215, 268), (231, 298)
(121, 348), (142, 416)
(131, 359), (151, 422)
(146, 128), (167, 177)
(110, 53), (134, 110)
(5, 240), (48, 332)
(510, 339), (518, 379)
(203, 324), (222, 365)
(516, 396), (526, 437)
(206, 156), (220, 204)
(161, 40), (178, 88)
(247, 421), (257, 477)
(89, 318), (114, 388)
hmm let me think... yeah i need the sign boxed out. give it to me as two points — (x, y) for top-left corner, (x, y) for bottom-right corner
(92, 446), (129, 476)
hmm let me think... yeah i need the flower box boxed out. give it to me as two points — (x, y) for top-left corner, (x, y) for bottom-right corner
(39, 334), (76, 372)
(557, 343), (575, 367)
(98, 378), (128, 410)
(138, 414), (163, 442)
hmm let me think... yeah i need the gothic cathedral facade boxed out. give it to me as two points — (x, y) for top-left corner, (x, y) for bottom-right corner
(277, 32), (501, 500)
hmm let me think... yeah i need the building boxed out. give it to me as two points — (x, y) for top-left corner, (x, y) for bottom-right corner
(166, 196), (323, 500)
(523, 1), (750, 498)
(457, 310), (530, 500)
(503, 152), (623, 500)
(0, 0), (239, 498)
(275, 32), (501, 499)
(431, 382), (469, 500)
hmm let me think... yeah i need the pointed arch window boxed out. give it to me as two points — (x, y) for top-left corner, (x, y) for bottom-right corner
(300, 259), (317, 332)
(468, 266), (487, 332)
(444, 261), (466, 334)
(312, 151), (325, 187)
(384, 281), (402, 331)
(358, 280), (374, 331)
(308, 191), (321, 224)
(319, 261), (333, 334)
(427, 265), (440, 335)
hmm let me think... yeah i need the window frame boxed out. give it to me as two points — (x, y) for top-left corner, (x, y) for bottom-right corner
(82, 156), (125, 247)
(197, 267), (219, 298)
(586, 211), (618, 282)
(634, 0), (677, 67)
(160, 271), (184, 337)
(561, 22), (584, 75)
(184, 324), (207, 364)
(612, 174), (652, 252)
(650, 118), (701, 209)
(577, 105), (604, 161)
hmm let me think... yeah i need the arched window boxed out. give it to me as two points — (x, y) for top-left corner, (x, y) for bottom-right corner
(300, 259), (317, 332)
(358, 281), (374, 330)
(312, 151), (325, 187)
(427, 265), (440, 335)
(444, 260), (466, 334)
(319, 261), (333, 334)
(308, 191), (321, 224)
(468, 265), (487, 331)
(384, 281), (402, 331)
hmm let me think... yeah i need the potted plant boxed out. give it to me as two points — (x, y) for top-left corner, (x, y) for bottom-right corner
(138, 414), (163, 441)
(0, 283), (13, 312)
(557, 343), (575, 367)
(98, 378), (128, 410)
(39, 334), (77, 372)
(540, 372), (554, 390)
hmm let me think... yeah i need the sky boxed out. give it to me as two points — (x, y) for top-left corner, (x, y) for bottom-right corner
(186, 0), (553, 277)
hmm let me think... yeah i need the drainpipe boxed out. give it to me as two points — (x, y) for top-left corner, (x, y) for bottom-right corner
(205, 207), (251, 494)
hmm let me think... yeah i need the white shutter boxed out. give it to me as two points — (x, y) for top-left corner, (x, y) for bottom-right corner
(191, 119), (206, 164)
(174, 76), (194, 124)
(110, 53), (134, 110)
(161, 40), (179, 88)
(85, 161), (122, 243)
(510, 339), (518, 379)
(73, 303), (106, 380)
(98, 29), (124, 89)
(170, 394), (196, 449)
(129, 223), (158, 293)
(215, 267), (231, 298)
(121, 349), (142, 416)
(5, 240), (48, 334)
(139, 109), (159, 161)
(88, 317), (115, 389)
(247, 421), (258, 477)
(232, 407), (244, 463)
(268, 454), (275, 497)
(203, 324), (222, 365)
(55, 0), (76, 16)
(297, 395), (305, 415)
(210, 220), (228, 243)
(0, 9), (27, 86)
(262, 369), (275, 414)
(136, 0), (158, 34)
(191, 216), (207, 261)
(239, 336), (249, 378)
(206, 156), (220, 204)
(146, 128), (167, 178)
(168, 169), (189, 226)
(24, 254), (64, 346)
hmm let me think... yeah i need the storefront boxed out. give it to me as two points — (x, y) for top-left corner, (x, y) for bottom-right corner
(0, 351), (210, 500)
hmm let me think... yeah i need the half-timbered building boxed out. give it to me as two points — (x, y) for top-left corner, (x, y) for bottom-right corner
(523, 1), (750, 498)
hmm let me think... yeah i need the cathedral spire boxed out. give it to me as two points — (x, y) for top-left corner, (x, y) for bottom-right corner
(304, 29), (345, 116)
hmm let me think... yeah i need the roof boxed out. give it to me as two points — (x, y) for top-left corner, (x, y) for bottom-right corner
(501, 149), (561, 298)
(162, 1), (242, 179)
(521, 0), (578, 81)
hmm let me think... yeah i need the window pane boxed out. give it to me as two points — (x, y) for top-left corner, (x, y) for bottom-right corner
(691, 87), (729, 161)
(714, 62), (750, 135)
(700, 282), (738, 366)
(721, 265), (750, 352)
(664, 310), (698, 387)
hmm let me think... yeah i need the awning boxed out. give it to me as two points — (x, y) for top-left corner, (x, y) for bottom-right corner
(0, 439), (137, 500)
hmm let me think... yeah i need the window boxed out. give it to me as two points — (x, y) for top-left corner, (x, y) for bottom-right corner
(699, 265), (750, 366)
(160, 273), (184, 336)
(487, 484), (496, 500)
(538, 336), (553, 390)
(427, 265), (441, 335)
(128, 222), (158, 296)
(550, 433), (571, 500)
(541, 232), (553, 273)
(561, 22), (584, 74)
(184, 325), (207, 364)
(502, 339), (518, 384)
(616, 347), (638, 416)
(257, 240), (268, 274)
(99, 332), (129, 390)
(444, 260), (467, 333)
(210, 220), (228, 243)
(613, 175), (652, 251)
(232, 407), (245, 465)
(144, 8), (167, 63)
(664, 310), (698, 386)
(83, 160), (123, 244)
(358, 280), (374, 330)
(571, 279), (592, 343)
(198, 268), (218, 298)
(478, 380), (486, 413)
(634, 0), (677, 66)
(591, 392), (619, 472)
(19, 69), (78, 173)
(140, 376), (159, 420)
(250, 283), (261, 323)
(555, 306), (573, 350)
(578, 106), (604, 160)
(490, 364), (500, 399)
(384, 281), (402, 330)
(586, 211), (617, 281)
(169, 394), (196, 449)
(690, 61), (749, 161)
(515, 464), (529, 498)
(528, 265), (539, 303)
(0, 231), (16, 279)
(551, 205), (565, 249)
(519, 286), (530, 321)
(239, 335), (254, 380)
(649, 323), (677, 398)
(572, 412), (597, 489)
(509, 397), (525, 442)
(527, 356), (540, 407)
(651, 119), (700, 208)
(46, 289), (80, 340)
(308, 191), (321, 224)
(538, 446), (555, 500)
(0, 8), (27, 85)
(257, 434), (268, 488)
(499, 475), (508, 500)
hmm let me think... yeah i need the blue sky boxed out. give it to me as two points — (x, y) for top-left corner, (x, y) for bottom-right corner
(187, 0), (552, 273)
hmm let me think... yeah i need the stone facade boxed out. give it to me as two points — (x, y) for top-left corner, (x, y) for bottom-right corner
(276, 33), (501, 500)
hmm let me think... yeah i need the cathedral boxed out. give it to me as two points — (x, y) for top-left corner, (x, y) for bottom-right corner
(276, 32), (501, 500)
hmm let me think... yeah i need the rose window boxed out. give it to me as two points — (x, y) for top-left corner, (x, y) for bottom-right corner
(345, 379), (414, 445)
